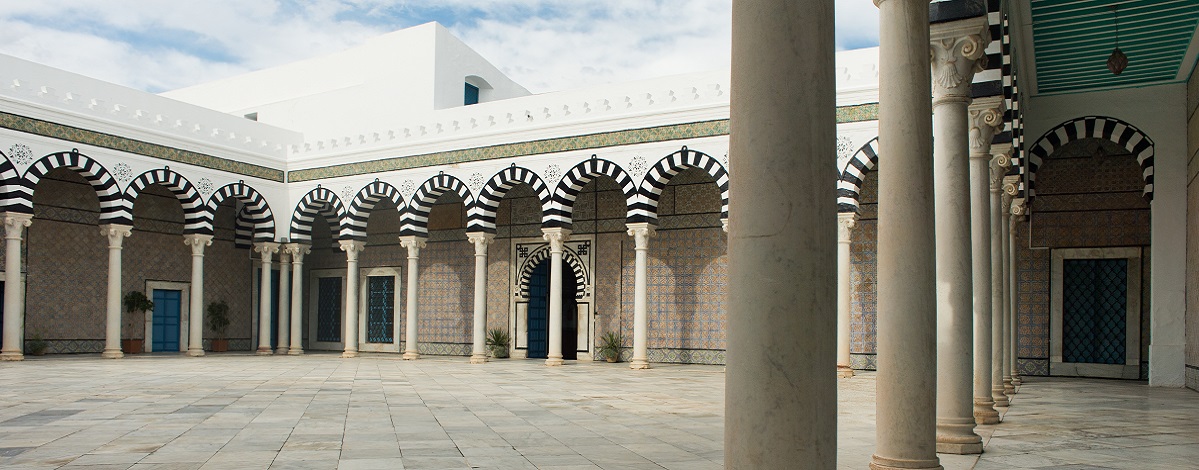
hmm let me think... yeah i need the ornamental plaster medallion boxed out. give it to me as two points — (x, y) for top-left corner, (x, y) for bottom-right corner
(836, 136), (853, 160)
(113, 162), (134, 183)
(7, 143), (33, 165)
(544, 164), (561, 185)
(628, 156), (647, 178)
(468, 172), (485, 195)
(197, 178), (215, 196)
(400, 180), (416, 196)
(341, 185), (354, 202)
(723, 153), (729, 169)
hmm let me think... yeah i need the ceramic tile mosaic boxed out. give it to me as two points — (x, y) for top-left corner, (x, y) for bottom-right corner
(1015, 220), (1050, 360)
(594, 233), (624, 338)
(850, 353), (878, 371)
(850, 219), (878, 355)
(1018, 358), (1050, 376)
(486, 243), (510, 333)
(416, 238), (474, 346)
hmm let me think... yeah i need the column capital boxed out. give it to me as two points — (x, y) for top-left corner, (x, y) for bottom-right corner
(0, 212), (33, 240)
(399, 235), (427, 258)
(968, 96), (1006, 158)
(721, 218), (729, 233)
(929, 17), (989, 103)
(541, 227), (571, 252)
(338, 239), (366, 260)
(182, 234), (213, 256)
(625, 222), (656, 249)
(467, 232), (495, 256)
(837, 212), (858, 244)
(283, 243), (311, 263)
(1009, 198), (1027, 218)
(989, 144), (1013, 191)
(100, 224), (133, 247)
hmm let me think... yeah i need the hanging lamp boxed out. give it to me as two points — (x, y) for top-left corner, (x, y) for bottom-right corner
(1107, 4), (1128, 76)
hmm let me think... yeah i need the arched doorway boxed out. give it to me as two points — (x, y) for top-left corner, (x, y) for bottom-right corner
(525, 258), (578, 359)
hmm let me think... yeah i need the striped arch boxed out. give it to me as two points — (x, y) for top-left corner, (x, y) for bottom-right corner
(400, 173), (473, 236)
(469, 165), (552, 233)
(290, 187), (349, 243)
(17, 149), (121, 219)
(517, 246), (588, 300)
(234, 206), (255, 249)
(0, 151), (20, 212)
(345, 180), (406, 241)
(205, 181), (276, 241)
(1027, 116), (1154, 202)
(837, 137), (879, 213)
(120, 168), (205, 232)
(548, 157), (637, 227)
(636, 146), (729, 223)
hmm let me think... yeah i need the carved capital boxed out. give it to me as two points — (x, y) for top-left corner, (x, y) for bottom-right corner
(283, 243), (311, 265)
(626, 222), (656, 250)
(100, 224), (133, 248)
(467, 232), (495, 256)
(968, 96), (1006, 157)
(338, 240), (365, 262)
(930, 34), (987, 101)
(989, 146), (1013, 191)
(541, 227), (571, 253)
(721, 218), (729, 233)
(837, 212), (858, 244)
(182, 234), (213, 256)
(399, 235), (427, 259)
(0, 212), (33, 240)
(1010, 198), (1027, 218)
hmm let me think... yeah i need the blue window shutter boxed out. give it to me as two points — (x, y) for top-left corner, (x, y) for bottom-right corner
(465, 83), (480, 105)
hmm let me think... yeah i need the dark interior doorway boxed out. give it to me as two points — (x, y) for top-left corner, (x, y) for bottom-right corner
(527, 259), (578, 360)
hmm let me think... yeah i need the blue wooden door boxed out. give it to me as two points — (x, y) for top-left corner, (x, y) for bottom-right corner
(527, 260), (549, 359)
(152, 289), (182, 352)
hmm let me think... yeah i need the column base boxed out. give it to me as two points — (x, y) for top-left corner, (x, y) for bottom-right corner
(630, 359), (650, 370)
(102, 349), (124, 359)
(1011, 376), (1021, 387)
(275, 347), (289, 355)
(973, 399), (999, 425)
(935, 441), (983, 455)
(837, 365), (855, 378)
(341, 351), (358, 358)
(935, 418), (983, 455)
(1003, 379), (1015, 396)
(469, 354), (488, 364)
(256, 348), (273, 355)
(186, 349), (205, 357)
(403, 351), (420, 360)
(0, 351), (24, 361)
(992, 387), (1010, 407)
(545, 357), (564, 366)
(288, 348), (305, 355)
(869, 454), (942, 470)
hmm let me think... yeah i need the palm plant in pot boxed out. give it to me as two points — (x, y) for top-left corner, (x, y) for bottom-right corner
(122, 291), (153, 353)
(207, 300), (231, 352)
(598, 331), (623, 363)
(485, 328), (510, 359)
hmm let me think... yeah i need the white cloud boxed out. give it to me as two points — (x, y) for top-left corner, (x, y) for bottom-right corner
(0, 0), (880, 94)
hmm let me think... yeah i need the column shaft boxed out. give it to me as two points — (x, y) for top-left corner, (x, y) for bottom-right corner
(0, 214), (31, 361)
(255, 243), (278, 355)
(468, 233), (493, 364)
(628, 223), (654, 369)
(726, 0), (836, 467)
(543, 228), (569, 366)
(276, 250), (291, 355)
(101, 225), (132, 359)
(401, 236), (425, 360)
(1000, 204), (1013, 395)
(184, 234), (212, 357)
(287, 244), (309, 355)
(836, 213), (856, 377)
(340, 240), (364, 358)
(990, 155), (1010, 408)
(969, 100), (1004, 425)
(1008, 205), (1023, 387)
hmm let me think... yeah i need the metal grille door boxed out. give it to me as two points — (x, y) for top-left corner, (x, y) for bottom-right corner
(526, 260), (549, 359)
(1062, 259), (1127, 365)
(317, 277), (342, 343)
(367, 276), (395, 343)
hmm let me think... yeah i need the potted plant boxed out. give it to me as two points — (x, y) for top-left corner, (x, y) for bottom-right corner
(122, 291), (153, 354)
(26, 333), (48, 356)
(207, 300), (231, 352)
(598, 331), (623, 363)
(485, 328), (510, 359)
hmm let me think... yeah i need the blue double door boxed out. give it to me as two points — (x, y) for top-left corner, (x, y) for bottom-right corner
(151, 289), (182, 352)
(526, 259), (578, 359)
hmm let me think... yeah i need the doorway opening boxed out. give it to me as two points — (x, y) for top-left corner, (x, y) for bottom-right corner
(151, 289), (182, 352)
(526, 258), (578, 360)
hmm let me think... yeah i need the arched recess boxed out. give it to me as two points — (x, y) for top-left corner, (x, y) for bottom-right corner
(470, 165), (551, 233)
(120, 168), (205, 233)
(290, 186), (348, 243)
(400, 173), (473, 236)
(204, 181), (276, 242)
(837, 137), (880, 213)
(549, 157), (637, 228)
(233, 206), (257, 248)
(1028, 116), (1154, 202)
(17, 149), (121, 219)
(637, 146), (729, 223)
(517, 245), (588, 300)
(345, 180), (406, 241)
(0, 150), (20, 212)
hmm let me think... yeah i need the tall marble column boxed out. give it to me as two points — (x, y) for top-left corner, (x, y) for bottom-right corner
(0, 213), (32, 361)
(276, 248), (291, 355)
(542, 227), (570, 367)
(869, 0), (940, 469)
(930, 18), (987, 455)
(1000, 185), (1014, 396)
(836, 212), (857, 378)
(101, 224), (133, 359)
(726, 0), (835, 466)
(286, 244), (310, 355)
(990, 147), (1012, 408)
(968, 97), (1004, 424)
(627, 222), (655, 370)
(468, 232), (494, 364)
(400, 236), (426, 360)
(183, 234), (213, 357)
(1007, 196), (1025, 387)
(339, 240), (364, 358)
(254, 242), (279, 355)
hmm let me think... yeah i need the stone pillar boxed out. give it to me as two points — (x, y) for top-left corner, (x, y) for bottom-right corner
(968, 97), (1004, 424)
(542, 228), (570, 366)
(276, 248), (291, 355)
(286, 244), (310, 355)
(627, 222), (655, 370)
(254, 242), (279, 355)
(400, 236), (426, 360)
(183, 234), (213, 357)
(869, 0), (940, 469)
(990, 147), (1012, 408)
(101, 224), (133, 359)
(468, 232), (494, 364)
(836, 212), (857, 378)
(0, 213), (31, 361)
(1000, 187), (1014, 396)
(339, 240), (364, 358)
(930, 18), (987, 455)
(726, 0), (835, 466)
(1008, 197), (1025, 387)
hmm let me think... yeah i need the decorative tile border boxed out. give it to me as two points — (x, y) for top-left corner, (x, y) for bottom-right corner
(1018, 358), (1050, 376)
(850, 353), (878, 371)
(290, 103), (880, 182)
(0, 111), (285, 182)
(647, 348), (726, 365)
(416, 342), (472, 356)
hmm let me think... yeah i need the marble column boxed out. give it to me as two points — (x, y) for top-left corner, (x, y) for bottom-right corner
(0, 213), (31, 361)
(339, 240), (364, 358)
(468, 232), (494, 364)
(990, 148), (1012, 408)
(286, 244), (310, 355)
(1000, 187), (1014, 396)
(183, 234), (213, 357)
(726, 0), (835, 466)
(968, 97), (1003, 424)
(400, 235), (426, 360)
(276, 248), (291, 355)
(930, 18), (987, 455)
(1008, 196), (1025, 387)
(627, 222), (655, 370)
(101, 224), (133, 359)
(254, 242), (279, 355)
(836, 212), (857, 378)
(869, 0), (940, 469)
(542, 227), (570, 367)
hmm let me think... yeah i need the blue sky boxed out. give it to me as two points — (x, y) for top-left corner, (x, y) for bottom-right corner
(0, 1), (880, 94)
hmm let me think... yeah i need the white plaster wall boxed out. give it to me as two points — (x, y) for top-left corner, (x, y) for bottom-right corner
(1025, 83), (1189, 387)
(431, 25), (530, 110)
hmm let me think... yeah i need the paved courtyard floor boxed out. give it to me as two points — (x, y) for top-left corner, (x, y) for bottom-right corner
(0, 354), (1196, 469)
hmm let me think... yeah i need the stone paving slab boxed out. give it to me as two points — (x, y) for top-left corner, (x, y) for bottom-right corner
(0, 354), (1196, 469)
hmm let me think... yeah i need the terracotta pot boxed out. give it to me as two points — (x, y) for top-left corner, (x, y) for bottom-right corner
(210, 339), (229, 352)
(606, 356), (617, 363)
(121, 339), (143, 354)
